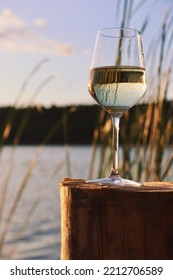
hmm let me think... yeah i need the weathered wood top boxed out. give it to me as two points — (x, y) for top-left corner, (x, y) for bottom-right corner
(60, 178), (173, 260)
(60, 178), (173, 192)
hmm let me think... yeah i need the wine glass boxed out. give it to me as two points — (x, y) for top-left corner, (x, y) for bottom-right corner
(87, 27), (147, 186)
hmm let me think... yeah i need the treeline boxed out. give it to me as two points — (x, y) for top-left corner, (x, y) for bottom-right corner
(0, 101), (172, 145)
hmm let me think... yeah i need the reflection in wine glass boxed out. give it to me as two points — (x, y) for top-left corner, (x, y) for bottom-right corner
(87, 27), (147, 186)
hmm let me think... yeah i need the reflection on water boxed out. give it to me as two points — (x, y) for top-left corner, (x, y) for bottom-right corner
(0, 146), (92, 260)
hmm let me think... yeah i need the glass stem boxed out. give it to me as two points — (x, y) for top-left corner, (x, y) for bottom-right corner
(110, 115), (120, 177)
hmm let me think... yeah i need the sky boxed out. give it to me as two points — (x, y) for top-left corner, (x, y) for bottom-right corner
(0, 0), (172, 108)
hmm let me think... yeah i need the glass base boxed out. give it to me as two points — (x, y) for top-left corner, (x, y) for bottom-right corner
(86, 175), (141, 187)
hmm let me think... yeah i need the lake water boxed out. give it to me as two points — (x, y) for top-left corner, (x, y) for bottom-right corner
(0, 146), (94, 260)
(0, 145), (172, 260)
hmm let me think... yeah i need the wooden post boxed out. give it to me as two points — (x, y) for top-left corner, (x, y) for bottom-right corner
(60, 178), (173, 260)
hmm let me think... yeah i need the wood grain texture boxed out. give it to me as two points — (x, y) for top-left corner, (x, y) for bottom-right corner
(60, 178), (173, 260)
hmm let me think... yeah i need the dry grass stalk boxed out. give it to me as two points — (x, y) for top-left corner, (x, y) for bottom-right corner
(90, 0), (173, 183)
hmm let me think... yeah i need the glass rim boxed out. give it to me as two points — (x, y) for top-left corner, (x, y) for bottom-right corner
(98, 27), (141, 38)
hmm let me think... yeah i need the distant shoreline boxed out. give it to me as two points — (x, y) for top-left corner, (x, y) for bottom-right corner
(0, 101), (172, 145)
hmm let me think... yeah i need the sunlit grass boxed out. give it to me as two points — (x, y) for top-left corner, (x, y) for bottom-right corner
(89, 0), (173, 182)
(0, 60), (74, 259)
(0, 0), (173, 260)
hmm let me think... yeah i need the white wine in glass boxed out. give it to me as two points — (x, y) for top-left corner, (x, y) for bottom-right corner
(87, 27), (147, 186)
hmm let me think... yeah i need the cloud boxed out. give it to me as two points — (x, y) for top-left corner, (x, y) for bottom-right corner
(0, 8), (74, 56)
(0, 8), (26, 29)
(0, 35), (74, 56)
(33, 18), (48, 27)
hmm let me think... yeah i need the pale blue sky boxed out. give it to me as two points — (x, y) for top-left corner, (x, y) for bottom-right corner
(0, 0), (172, 107)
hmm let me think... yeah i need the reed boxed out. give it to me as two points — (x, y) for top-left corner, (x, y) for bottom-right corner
(89, 0), (173, 182)
(1, 0), (173, 260)
(0, 59), (75, 259)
